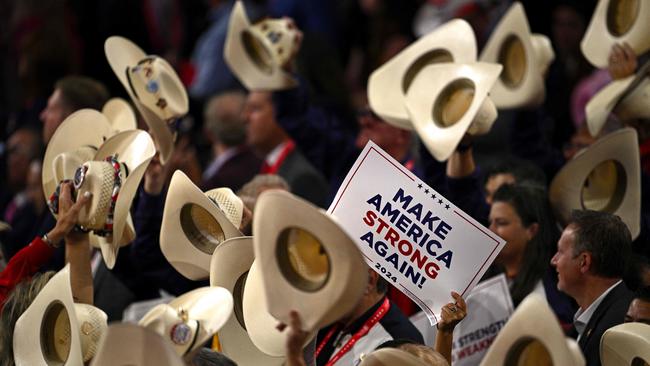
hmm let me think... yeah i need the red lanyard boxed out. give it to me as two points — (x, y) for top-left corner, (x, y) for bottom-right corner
(403, 158), (415, 172)
(260, 140), (296, 174)
(314, 298), (390, 366)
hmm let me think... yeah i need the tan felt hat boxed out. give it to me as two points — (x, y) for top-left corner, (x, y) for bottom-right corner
(549, 128), (640, 239)
(480, 293), (585, 366)
(102, 97), (138, 133)
(105, 36), (189, 164)
(252, 189), (367, 332)
(368, 18), (477, 130)
(358, 348), (432, 366)
(90, 323), (184, 366)
(586, 60), (650, 137)
(161, 170), (243, 280)
(479, 2), (554, 109)
(601, 322), (650, 366)
(13, 265), (108, 365)
(581, 0), (650, 68)
(224, 1), (300, 91)
(404, 62), (502, 161)
(139, 287), (233, 358)
(210, 237), (286, 365)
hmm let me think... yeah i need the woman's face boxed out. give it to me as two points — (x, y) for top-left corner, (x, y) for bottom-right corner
(489, 201), (532, 265)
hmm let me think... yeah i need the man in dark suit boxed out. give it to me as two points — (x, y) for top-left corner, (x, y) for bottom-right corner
(242, 91), (328, 207)
(551, 209), (634, 366)
(202, 91), (261, 192)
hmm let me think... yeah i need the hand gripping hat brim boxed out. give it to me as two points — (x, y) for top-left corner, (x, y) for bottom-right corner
(581, 0), (650, 68)
(242, 259), (316, 357)
(104, 36), (181, 165)
(479, 2), (554, 109)
(90, 323), (184, 366)
(601, 322), (650, 365)
(549, 127), (641, 239)
(42, 109), (113, 204)
(210, 237), (286, 365)
(90, 129), (156, 268)
(139, 287), (234, 358)
(14, 264), (109, 365)
(252, 189), (368, 332)
(368, 18), (477, 130)
(161, 170), (243, 280)
(586, 60), (650, 137)
(479, 293), (586, 366)
(405, 62), (502, 162)
(224, 1), (298, 91)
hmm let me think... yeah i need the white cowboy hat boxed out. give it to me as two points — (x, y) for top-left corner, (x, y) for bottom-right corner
(586, 60), (650, 137)
(42, 109), (114, 205)
(404, 62), (502, 162)
(90, 323), (184, 366)
(358, 348), (431, 366)
(161, 170), (244, 280)
(0, 220), (11, 232)
(224, 1), (300, 91)
(242, 259), (316, 357)
(581, 0), (650, 68)
(102, 97), (138, 133)
(549, 127), (641, 239)
(367, 18), (477, 130)
(479, 2), (554, 109)
(13, 265), (108, 365)
(210, 236), (286, 365)
(105, 36), (189, 164)
(601, 322), (650, 365)
(139, 287), (234, 358)
(252, 189), (367, 332)
(71, 129), (156, 268)
(480, 293), (586, 366)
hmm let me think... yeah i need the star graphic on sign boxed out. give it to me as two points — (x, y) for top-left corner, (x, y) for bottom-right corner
(438, 199), (443, 204)
(424, 189), (430, 194)
(445, 204), (450, 209)
(418, 184), (423, 189)
(431, 194), (436, 199)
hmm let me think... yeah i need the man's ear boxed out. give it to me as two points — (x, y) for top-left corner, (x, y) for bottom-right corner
(367, 269), (379, 294)
(579, 252), (593, 274)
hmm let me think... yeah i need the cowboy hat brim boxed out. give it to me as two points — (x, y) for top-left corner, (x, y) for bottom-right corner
(43, 109), (113, 204)
(161, 170), (243, 280)
(210, 237), (286, 365)
(581, 0), (650, 68)
(93, 129), (156, 268)
(405, 62), (502, 162)
(102, 98), (137, 134)
(253, 190), (367, 332)
(601, 323), (650, 365)
(368, 18), (477, 130)
(479, 2), (553, 109)
(549, 127), (641, 239)
(479, 293), (585, 365)
(224, 1), (297, 91)
(104, 36), (176, 164)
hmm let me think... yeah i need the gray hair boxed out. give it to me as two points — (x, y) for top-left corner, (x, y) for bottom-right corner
(204, 91), (247, 147)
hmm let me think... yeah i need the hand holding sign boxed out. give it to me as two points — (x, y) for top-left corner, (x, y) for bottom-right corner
(438, 292), (467, 333)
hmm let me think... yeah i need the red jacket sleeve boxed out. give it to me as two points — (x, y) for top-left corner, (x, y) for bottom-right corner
(0, 236), (54, 307)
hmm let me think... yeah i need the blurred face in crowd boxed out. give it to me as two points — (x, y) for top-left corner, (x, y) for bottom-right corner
(552, 5), (585, 56)
(40, 88), (70, 144)
(7, 130), (38, 190)
(551, 224), (583, 296)
(242, 91), (287, 155)
(489, 201), (533, 270)
(625, 298), (650, 324)
(484, 173), (516, 205)
(355, 109), (409, 155)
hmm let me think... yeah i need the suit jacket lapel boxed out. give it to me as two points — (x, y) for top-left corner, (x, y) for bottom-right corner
(578, 282), (624, 349)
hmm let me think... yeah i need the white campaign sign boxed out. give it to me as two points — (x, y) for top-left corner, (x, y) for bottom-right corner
(450, 274), (513, 365)
(328, 141), (505, 325)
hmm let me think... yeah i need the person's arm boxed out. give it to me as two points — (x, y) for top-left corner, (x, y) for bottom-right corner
(54, 182), (93, 304)
(281, 310), (310, 366)
(435, 292), (467, 365)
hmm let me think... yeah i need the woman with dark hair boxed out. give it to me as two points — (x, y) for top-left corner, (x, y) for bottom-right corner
(488, 183), (576, 331)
